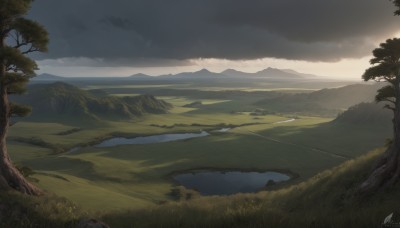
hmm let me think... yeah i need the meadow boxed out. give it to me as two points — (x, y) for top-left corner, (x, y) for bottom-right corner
(6, 81), (391, 213)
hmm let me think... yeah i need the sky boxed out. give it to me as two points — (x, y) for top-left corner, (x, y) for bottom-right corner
(26, 0), (400, 79)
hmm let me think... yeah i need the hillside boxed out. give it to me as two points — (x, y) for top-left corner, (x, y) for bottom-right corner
(31, 73), (66, 81)
(100, 148), (398, 228)
(10, 82), (172, 123)
(2, 148), (398, 227)
(255, 83), (383, 116)
(334, 102), (392, 126)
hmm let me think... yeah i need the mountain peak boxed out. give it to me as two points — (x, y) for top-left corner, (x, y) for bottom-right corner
(255, 67), (303, 78)
(258, 67), (280, 73)
(130, 73), (150, 77)
(197, 68), (211, 73)
(222, 69), (241, 74)
(33, 73), (64, 80)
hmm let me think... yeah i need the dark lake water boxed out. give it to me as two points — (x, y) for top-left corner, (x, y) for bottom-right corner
(173, 171), (291, 196)
(95, 131), (210, 147)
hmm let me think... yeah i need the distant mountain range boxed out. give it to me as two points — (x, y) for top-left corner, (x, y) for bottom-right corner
(221, 67), (306, 79)
(129, 67), (319, 80)
(33, 67), (321, 81)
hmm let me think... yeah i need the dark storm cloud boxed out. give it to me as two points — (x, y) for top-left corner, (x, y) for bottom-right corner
(27, 0), (399, 66)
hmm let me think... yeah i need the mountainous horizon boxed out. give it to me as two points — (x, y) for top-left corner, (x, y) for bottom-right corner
(35, 67), (326, 80)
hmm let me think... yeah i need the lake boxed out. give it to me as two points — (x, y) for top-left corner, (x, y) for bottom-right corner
(95, 131), (210, 147)
(173, 171), (291, 195)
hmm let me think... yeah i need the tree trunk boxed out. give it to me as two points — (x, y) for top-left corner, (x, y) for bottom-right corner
(358, 143), (400, 194)
(0, 87), (42, 195)
(359, 79), (400, 195)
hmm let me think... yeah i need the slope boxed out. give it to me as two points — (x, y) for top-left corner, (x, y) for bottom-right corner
(10, 82), (172, 124)
(334, 102), (392, 126)
(101, 148), (398, 228)
(2, 147), (395, 227)
(255, 83), (383, 116)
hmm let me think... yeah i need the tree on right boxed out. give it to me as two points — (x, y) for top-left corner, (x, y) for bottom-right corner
(360, 38), (400, 193)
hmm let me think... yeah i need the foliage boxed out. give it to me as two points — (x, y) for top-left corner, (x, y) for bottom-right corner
(0, 0), (49, 196)
(0, 0), (49, 89)
(362, 38), (400, 112)
(394, 0), (400, 15)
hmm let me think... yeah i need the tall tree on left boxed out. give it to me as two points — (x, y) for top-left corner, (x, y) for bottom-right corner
(0, 0), (48, 195)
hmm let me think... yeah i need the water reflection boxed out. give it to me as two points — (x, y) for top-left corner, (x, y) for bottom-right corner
(174, 171), (290, 195)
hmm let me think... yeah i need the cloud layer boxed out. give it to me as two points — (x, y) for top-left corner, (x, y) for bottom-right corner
(28, 0), (400, 66)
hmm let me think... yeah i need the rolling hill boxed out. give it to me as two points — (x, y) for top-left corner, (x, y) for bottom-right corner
(10, 82), (172, 123)
(334, 102), (392, 125)
(255, 83), (383, 116)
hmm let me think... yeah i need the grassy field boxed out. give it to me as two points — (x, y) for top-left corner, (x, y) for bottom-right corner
(3, 81), (391, 213)
(0, 79), (395, 228)
(101, 148), (397, 228)
(3, 148), (397, 228)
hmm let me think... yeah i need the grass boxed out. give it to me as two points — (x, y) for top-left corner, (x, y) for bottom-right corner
(5, 82), (392, 213)
(3, 147), (394, 227)
(6, 113), (391, 212)
(1, 81), (396, 227)
(0, 191), (84, 228)
(100, 148), (398, 228)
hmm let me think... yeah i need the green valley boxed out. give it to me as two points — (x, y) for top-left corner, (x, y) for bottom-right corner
(5, 80), (391, 214)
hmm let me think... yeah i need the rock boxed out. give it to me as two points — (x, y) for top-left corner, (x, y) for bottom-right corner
(76, 218), (110, 228)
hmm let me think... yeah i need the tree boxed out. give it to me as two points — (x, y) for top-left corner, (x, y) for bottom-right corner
(394, 0), (400, 15)
(0, 0), (48, 195)
(359, 38), (400, 193)
(358, 0), (400, 194)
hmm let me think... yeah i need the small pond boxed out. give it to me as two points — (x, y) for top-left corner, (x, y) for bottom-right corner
(95, 131), (210, 147)
(173, 171), (291, 196)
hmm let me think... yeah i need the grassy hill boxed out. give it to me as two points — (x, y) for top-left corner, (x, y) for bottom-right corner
(10, 82), (172, 124)
(255, 83), (383, 117)
(2, 147), (398, 227)
(334, 102), (392, 126)
(100, 148), (393, 228)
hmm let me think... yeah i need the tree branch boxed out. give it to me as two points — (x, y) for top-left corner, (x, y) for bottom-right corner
(383, 104), (396, 112)
(20, 44), (39, 54)
(382, 98), (396, 104)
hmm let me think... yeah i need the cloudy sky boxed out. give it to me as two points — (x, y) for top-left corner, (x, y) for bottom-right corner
(27, 0), (400, 79)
